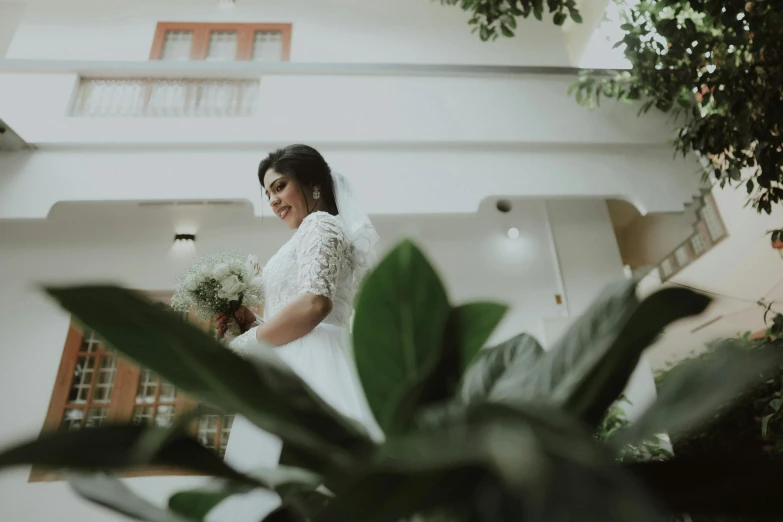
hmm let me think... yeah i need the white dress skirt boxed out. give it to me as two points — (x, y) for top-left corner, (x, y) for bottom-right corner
(206, 212), (381, 522)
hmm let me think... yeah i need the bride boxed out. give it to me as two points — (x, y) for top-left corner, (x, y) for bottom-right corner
(207, 144), (382, 522)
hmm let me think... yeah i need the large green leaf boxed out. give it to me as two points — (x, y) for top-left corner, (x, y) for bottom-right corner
(45, 286), (374, 473)
(67, 473), (196, 522)
(459, 333), (545, 406)
(556, 286), (710, 427)
(319, 403), (663, 522)
(490, 280), (638, 407)
(450, 303), (508, 369)
(168, 466), (324, 521)
(168, 489), (238, 521)
(0, 424), (256, 484)
(614, 342), (783, 447)
(490, 281), (710, 428)
(353, 241), (451, 434)
(417, 302), (508, 408)
(131, 405), (218, 465)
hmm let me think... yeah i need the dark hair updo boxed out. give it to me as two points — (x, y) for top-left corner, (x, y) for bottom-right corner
(258, 144), (338, 216)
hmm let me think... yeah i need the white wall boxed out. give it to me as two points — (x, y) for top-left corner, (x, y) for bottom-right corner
(0, 197), (571, 521)
(0, 70), (683, 148)
(546, 199), (626, 314)
(0, 144), (704, 222)
(5, 0), (571, 65)
(614, 209), (699, 269)
(544, 198), (658, 420)
(0, 2), (26, 58)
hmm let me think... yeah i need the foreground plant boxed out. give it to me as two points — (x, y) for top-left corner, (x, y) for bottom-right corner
(2, 240), (783, 521)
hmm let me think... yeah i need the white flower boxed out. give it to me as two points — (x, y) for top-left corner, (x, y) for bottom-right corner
(184, 274), (199, 291)
(249, 275), (264, 289)
(217, 275), (246, 301)
(246, 254), (260, 276)
(212, 263), (231, 280)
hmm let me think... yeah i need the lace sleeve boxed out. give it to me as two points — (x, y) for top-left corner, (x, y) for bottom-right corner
(295, 212), (347, 300)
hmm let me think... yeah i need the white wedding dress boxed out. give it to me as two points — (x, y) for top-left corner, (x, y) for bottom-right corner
(206, 211), (381, 522)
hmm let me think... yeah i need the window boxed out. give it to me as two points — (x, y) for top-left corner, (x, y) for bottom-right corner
(150, 23), (292, 61)
(32, 292), (255, 482)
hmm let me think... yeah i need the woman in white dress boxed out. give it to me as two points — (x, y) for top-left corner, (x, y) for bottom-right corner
(207, 144), (382, 522)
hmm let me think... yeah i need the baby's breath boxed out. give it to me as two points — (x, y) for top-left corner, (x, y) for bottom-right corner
(171, 251), (264, 327)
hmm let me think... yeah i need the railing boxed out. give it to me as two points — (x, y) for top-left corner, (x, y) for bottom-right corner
(656, 192), (728, 281)
(70, 78), (260, 117)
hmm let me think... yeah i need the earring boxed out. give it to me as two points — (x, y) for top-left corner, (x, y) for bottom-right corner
(313, 186), (321, 200)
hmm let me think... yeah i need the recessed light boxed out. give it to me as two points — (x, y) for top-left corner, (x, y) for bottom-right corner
(174, 233), (196, 243)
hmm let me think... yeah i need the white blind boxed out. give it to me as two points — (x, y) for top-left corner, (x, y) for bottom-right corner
(252, 31), (283, 62)
(161, 30), (193, 61)
(206, 31), (238, 61)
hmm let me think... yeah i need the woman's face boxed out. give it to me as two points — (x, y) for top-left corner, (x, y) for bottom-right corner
(263, 168), (313, 229)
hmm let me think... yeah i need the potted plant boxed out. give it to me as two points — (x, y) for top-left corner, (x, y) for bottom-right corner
(1, 240), (783, 521)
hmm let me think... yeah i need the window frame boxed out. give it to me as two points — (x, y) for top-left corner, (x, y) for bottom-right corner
(29, 291), (245, 483)
(149, 22), (292, 61)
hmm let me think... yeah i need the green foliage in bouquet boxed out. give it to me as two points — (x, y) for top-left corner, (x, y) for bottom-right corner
(2, 240), (783, 521)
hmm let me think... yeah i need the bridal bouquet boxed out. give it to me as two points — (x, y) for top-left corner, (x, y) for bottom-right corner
(171, 251), (264, 339)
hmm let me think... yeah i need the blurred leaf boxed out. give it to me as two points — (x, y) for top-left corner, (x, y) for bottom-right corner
(168, 489), (237, 521)
(570, 10), (583, 23)
(169, 466), (323, 520)
(417, 302), (507, 408)
(0, 424), (256, 485)
(273, 488), (332, 521)
(353, 240), (451, 434)
(459, 333), (544, 406)
(762, 413), (774, 439)
(318, 405), (539, 522)
(558, 286), (711, 428)
(490, 281), (710, 428)
(614, 342), (783, 446)
(321, 403), (662, 522)
(630, 455), (783, 516)
(450, 302), (508, 371)
(553, 12), (567, 25)
(131, 405), (218, 465)
(68, 473), (196, 522)
(45, 286), (373, 474)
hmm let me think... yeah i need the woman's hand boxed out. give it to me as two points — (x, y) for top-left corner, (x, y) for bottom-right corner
(214, 306), (257, 338)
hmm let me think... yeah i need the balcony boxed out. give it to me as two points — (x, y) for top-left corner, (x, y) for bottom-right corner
(0, 59), (686, 146)
(0, 59), (709, 221)
(71, 78), (259, 118)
